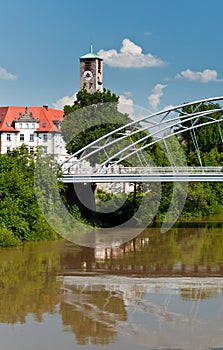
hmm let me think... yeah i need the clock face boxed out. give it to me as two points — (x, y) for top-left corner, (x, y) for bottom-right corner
(83, 70), (93, 81)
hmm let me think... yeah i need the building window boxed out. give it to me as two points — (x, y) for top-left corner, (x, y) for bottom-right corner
(85, 61), (91, 70)
(98, 60), (102, 74)
(32, 123), (35, 129)
(20, 134), (24, 141)
(26, 123), (29, 128)
(19, 123), (22, 129)
(6, 146), (10, 153)
(53, 120), (59, 128)
(7, 134), (11, 141)
(43, 146), (47, 154)
(30, 133), (34, 142)
(29, 147), (34, 153)
(43, 134), (47, 142)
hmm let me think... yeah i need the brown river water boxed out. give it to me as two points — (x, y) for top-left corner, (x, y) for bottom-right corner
(1, 219), (223, 350)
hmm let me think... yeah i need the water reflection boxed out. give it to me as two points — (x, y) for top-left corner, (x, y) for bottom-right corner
(61, 282), (127, 345)
(59, 275), (223, 349)
(60, 226), (223, 277)
(0, 224), (223, 349)
(0, 241), (62, 324)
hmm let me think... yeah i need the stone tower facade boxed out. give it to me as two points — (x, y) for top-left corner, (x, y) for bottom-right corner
(80, 44), (103, 93)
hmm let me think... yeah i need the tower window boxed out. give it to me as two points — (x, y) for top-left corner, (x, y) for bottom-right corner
(98, 60), (102, 74)
(84, 61), (92, 70)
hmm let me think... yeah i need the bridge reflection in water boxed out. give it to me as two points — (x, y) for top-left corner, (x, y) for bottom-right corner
(1, 224), (223, 349)
(60, 226), (223, 278)
(58, 225), (223, 348)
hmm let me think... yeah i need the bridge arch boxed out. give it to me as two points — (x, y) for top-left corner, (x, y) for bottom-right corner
(60, 96), (223, 173)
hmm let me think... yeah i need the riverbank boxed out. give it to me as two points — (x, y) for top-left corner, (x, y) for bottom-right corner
(1, 146), (223, 248)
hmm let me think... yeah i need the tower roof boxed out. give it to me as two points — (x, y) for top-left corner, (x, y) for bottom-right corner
(80, 43), (103, 60)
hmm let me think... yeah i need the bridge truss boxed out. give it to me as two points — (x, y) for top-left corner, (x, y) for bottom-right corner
(60, 96), (223, 181)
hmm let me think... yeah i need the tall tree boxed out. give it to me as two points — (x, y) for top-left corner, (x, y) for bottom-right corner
(61, 89), (131, 157)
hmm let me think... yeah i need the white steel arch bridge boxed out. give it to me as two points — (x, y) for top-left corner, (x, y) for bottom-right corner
(59, 96), (223, 183)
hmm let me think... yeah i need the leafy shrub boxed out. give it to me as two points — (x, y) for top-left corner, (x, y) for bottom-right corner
(0, 226), (21, 247)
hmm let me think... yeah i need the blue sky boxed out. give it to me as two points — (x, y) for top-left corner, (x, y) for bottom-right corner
(1, 0), (223, 114)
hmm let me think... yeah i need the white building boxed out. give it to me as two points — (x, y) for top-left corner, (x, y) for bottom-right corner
(0, 105), (67, 160)
(0, 45), (104, 160)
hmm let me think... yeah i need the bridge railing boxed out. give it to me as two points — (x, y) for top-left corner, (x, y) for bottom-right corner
(62, 165), (223, 176)
(116, 166), (223, 174)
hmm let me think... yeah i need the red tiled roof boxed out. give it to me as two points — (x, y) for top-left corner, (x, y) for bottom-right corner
(0, 106), (64, 133)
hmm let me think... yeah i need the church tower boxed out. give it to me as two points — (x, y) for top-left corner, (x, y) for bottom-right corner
(80, 44), (103, 93)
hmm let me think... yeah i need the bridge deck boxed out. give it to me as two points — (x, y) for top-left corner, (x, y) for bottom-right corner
(60, 173), (223, 183)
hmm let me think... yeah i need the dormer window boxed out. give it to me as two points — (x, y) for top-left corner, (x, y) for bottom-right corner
(42, 122), (46, 128)
(53, 120), (59, 128)
(6, 122), (11, 127)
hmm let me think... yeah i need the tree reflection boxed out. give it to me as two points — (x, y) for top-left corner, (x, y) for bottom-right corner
(0, 241), (62, 323)
(0, 222), (223, 347)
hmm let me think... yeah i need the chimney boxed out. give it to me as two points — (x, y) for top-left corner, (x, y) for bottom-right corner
(43, 105), (48, 111)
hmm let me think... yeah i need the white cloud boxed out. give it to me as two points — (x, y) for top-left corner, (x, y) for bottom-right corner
(118, 95), (134, 115)
(123, 91), (132, 97)
(53, 92), (77, 109)
(0, 66), (18, 80)
(148, 83), (167, 110)
(176, 69), (223, 82)
(163, 104), (175, 110)
(98, 38), (166, 68)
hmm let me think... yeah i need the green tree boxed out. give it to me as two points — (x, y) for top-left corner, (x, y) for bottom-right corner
(177, 102), (223, 165)
(62, 89), (131, 157)
(0, 146), (59, 246)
